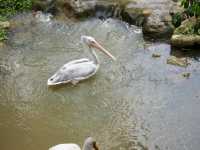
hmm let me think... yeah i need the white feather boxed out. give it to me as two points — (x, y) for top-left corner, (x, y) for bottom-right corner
(49, 144), (81, 150)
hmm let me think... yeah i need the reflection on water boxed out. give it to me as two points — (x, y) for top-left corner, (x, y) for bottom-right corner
(0, 13), (200, 150)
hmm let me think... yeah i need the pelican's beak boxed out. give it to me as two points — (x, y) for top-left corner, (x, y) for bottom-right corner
(93, 142), (99, 150)
(90, 41), (116, 61)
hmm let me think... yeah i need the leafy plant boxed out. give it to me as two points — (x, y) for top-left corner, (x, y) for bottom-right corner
(0, 28), (7, 41)
(180, 0), (200, 17)
(0, 0), (32, 17)
(172, 12), (183, 27)
(0, 0), (33, 42)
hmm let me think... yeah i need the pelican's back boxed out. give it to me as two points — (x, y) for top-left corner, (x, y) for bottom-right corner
(47, 59), (99, 85)
(49, 144), (81, 150)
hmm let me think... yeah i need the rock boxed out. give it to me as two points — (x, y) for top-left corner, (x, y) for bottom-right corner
(174, 17), (198, 35)
(123, 2), (152, 26)
(123, 0), (182, 38)
(152, 53), (161, 58)
(167, 56), (189, 67)
(34, 11), (53, 22)
(33, 0), (117, 18)
(171, 17), (200, 47)
(32, 0), (56, 13)
(67, 0), (96, 14)
(32, 0), (183, 39)
(0, 42), (4, 48)
(0, 21), (10, 28)
(171, 34), (200, 47)
(143, 15), (174, 38)
(67, 0), (182, 39)
(182, 72), (190, 78)
(65, 0), (122, 18)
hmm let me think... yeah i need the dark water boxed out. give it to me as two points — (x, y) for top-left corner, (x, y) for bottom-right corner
(0, 13), (200, 150)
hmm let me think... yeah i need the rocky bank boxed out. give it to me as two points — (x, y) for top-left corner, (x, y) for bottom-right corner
(33, 0), (183, 39)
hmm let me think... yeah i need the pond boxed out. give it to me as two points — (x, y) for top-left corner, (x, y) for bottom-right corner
(0, 12), (200, 150)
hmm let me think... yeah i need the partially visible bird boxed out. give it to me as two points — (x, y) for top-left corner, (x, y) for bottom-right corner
(47, 35), (116, 86)
(49, 137), (99, 150)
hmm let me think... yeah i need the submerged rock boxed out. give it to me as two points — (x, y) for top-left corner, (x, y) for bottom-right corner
(34, 11), (53, 22)
(0, 42), (4, 48)
(167, 56), (189, 67)
(182, 72), (190, 78)
(152, 53), (161, 58)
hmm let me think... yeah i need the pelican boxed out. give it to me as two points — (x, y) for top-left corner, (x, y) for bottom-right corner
(47, 35), (116, 86)
(49, 137), (99, 150)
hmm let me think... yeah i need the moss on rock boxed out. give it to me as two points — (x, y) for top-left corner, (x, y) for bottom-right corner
(174, 17), (200, 35)
(171, 17), (200, 47)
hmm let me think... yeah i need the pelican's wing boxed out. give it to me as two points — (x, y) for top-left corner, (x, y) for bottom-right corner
(49, 144), (81, 150)
(61, 61), (97, 80)
(65, 58), (90, 66)
(48, 61), (98, 85)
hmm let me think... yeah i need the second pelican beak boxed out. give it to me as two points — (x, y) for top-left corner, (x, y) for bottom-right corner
(90, 41), (116, 61)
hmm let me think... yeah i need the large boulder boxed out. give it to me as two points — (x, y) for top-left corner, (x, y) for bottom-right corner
(122, 3), (152, 26)
(171, 34), (200, 47)
(123, 0), (183, 38)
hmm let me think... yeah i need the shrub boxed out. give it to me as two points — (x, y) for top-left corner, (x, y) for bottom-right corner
(0, 0), (33, 42)
(180, 0), (200, 17)
(0, 28), (7, 41)
(0, 0), (32, 17)
(172, 12), (183, 27)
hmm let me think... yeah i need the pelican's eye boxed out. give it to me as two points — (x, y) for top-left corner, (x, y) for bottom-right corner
(90, 40), (95, 45)
(50, 78), (53, 81)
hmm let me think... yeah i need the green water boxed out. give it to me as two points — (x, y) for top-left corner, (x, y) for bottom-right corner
(0, 13), (200, 150)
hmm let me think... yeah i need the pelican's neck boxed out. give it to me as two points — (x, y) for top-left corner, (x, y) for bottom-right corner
(89, 47), (99, 65)
(82, 142), (93, 150)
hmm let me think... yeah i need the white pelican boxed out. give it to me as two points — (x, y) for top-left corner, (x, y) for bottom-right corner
(49, 137), (99, 150)
(47, 35), (116, 86)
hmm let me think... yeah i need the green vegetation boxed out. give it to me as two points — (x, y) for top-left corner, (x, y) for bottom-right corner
(175, 17), (200, 35)
(172, 0), (200, 35)
(0, 28), (7, 41)
(0, 0), (32, 17)
(172, 12), (182, 27)
(180, 0), (200, 17)
(0, 0), (33, 42)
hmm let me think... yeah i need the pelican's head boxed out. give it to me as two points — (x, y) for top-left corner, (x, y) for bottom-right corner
(83, 137), (99, 150)
(81, 36), (96, 45)
(81, 35), (116, 61)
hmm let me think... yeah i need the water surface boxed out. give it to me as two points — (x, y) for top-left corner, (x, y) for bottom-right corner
(0, 13), (200, 150)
